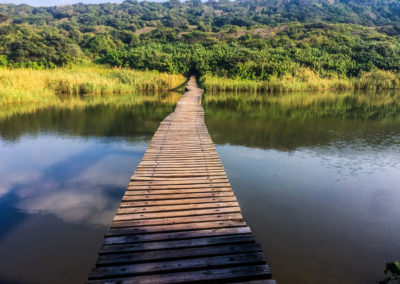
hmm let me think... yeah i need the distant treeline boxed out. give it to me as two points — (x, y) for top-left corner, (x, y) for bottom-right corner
(1, 0), (400, 81)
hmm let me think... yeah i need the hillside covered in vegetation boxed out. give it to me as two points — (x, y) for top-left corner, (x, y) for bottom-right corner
(1, 0), (400, 87)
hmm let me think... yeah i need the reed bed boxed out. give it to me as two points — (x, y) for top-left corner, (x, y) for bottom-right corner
(201, 69), (400, 93)
(0, 66), (186, 105)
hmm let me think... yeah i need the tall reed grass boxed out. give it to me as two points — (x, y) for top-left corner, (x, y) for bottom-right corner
(0, 66), (186, 105)
(201, 69), (400, 93)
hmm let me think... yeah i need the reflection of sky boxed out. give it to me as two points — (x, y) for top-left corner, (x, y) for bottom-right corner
(216, 143), (400, 284)
(0, 135), (147, 283)
(0, 135), (147, 225)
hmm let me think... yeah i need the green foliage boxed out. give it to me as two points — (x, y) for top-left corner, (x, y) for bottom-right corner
(378, 261), (400, 284)
(1, 0), (400, 85)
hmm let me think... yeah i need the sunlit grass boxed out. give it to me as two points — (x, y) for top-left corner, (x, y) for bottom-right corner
(202, 69), (400, 93)
(0, 66), (186, 105)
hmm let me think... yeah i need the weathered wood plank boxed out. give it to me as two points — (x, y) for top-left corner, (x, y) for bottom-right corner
(103, 227), (252, 245)
(111, 213), (244, 228)
(117, 201), (240, 214)
(114, 207), (241, 221)
(120, 196), (239, 207)
(100, 235), (256, 254)
(88, 265), (271, 283)
(124, 187), (232, 195)
(121, 191), (234, 201)
(106, 220), (248, 236)
(97, 243), (261, 266)
(90, 252), (266, 279)
(88, 76), (273, 283)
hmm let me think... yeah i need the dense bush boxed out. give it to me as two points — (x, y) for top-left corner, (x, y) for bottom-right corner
(1, 0), (400, 81)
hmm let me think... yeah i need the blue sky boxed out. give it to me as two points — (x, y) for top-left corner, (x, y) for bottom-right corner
(0, 0), (127, 6)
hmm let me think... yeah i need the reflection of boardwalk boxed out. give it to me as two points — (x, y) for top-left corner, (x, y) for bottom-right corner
(88, 77), (275, 283)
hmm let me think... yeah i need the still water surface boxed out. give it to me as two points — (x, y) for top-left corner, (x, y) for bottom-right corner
(0, 92), (399, 283)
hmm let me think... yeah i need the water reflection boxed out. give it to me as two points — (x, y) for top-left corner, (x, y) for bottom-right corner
(204, 93), (400, 284)
(0, 90), (399, 283)
(0, 98), (176, 284)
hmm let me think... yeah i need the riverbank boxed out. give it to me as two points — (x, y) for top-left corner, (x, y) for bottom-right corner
(0, 66), (186, 105)
(3, 65), (400, 107)
(201, 69), (400, 93)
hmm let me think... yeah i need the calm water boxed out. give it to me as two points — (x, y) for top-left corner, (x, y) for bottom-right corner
(0, 100), (175, 284)
(0, 92), (399, 283)
(204, 95), (400, 284)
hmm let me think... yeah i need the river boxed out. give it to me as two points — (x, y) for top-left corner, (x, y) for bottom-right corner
(0, 91), (399, 283)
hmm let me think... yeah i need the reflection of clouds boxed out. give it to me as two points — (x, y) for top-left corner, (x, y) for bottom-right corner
(0, 135), (85, 198)
(0, 186), (9, 198)
(70, 154), (143, 186)
(0, 136), (144, 227)
(0, 172), (41, 198)
(0, 135), (84, 171)
(17, 185), (118, 226)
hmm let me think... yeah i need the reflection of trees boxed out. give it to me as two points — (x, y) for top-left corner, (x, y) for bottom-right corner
(204, 103), (400, 151)
(0, 103), (174, 142)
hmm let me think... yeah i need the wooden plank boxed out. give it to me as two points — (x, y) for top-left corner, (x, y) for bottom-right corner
(120, 196), (238, 207)
(128, 179), (230, 185)
(117, 201), (240, 214)
(114, 207), (241, 221)
(106, 220), (248, 236)
(97, 243), (261, 266)
(89, 252), (266, 279)
(124, 187), (232, 195)
(121, 192), (234, 201)
(127, 183), (232, 189)
(111, 213), (244, 228)
(88, 76), (273, 283)
(88, 265), (271, 283)
(103, 227), (252, 245)
(100, 235), (256, 254)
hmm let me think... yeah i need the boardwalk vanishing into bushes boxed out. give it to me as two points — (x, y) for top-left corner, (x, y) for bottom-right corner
(88, 77), (275, 283)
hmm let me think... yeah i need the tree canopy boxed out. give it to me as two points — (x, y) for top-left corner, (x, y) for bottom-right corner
(1, 0), (400, 79)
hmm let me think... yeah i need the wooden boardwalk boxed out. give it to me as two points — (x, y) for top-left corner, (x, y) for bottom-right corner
(88, 77), (274, 283)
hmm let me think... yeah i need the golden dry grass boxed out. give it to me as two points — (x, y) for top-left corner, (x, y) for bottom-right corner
(0, 66), (186, 105)
(201, 68), (400, 93)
